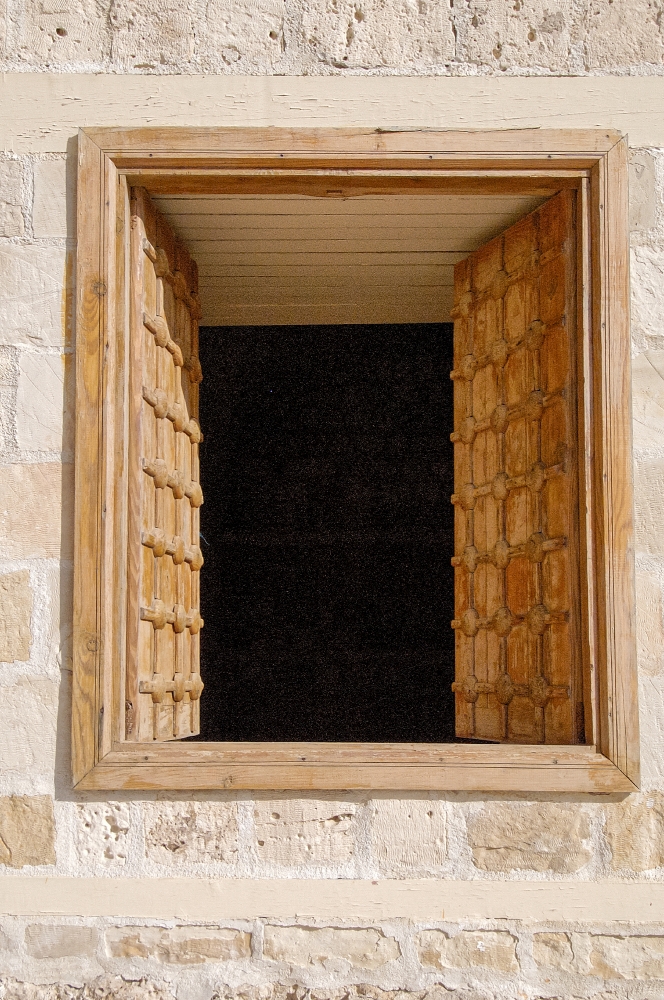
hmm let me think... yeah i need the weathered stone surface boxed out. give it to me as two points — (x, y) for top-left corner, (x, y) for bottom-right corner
(17, 352), (71, 453)
(465, 802), (592, 873)
(0, 795), (55, 867)
(0, 463), (73, 559)
(0, 570), (31, 661)
(1, 977), (177, 1000)
(532, 931), (575, 972)
(25, 924), (98, 959)
(630, 150), (658, 232)
(416, 929), (518, 974)
(0, 159), (23, 237)
(632, 350), (664, 452)
(370, 798), (446, 871)
(213, 988), (489, 1000)
(635, 569), (664, 676)
(634, 457), (664, 556)
(578, 0), (664, 69)
(631, 248), (664, 355)
(74, 802), (131, 868)
(105, 925), (251, 964)
(0, 245), (71, 347)
(605, 792), (664, 870)
(0, 677), (57, 786)
(200, 0), (287, 72)
(12, 0), (111, 67)
(33, 159), (72, 239)
(589, 933), (664, 978)
(108, 0), (195, 69)
(254, 799), (356, 866)
(459, 0), (574, 72)
(144, 801), (238, 864)
(263, 926), (401, 969)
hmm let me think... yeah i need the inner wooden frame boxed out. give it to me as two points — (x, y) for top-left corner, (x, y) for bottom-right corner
(73, 126), (638, 792)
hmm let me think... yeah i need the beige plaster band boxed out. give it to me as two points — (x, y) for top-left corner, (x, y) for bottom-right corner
(3, 74), (664, 152)
(1, 878), (664, 922)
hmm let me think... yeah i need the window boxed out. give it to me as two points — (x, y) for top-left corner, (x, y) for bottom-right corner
(73, 127), (638, 791)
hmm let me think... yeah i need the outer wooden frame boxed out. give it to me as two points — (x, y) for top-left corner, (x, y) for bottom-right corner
(73, 127), (638, 792)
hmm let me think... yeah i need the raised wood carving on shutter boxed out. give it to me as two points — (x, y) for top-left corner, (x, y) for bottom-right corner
(450, 190), (583, 744)
(126, 187), (205, 742)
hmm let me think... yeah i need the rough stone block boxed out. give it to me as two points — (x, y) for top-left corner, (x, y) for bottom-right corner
(370, 798), (445, 871)
(0, 677), (57, 786)
(17, 351), (71, 453)
(297, 0), (455, 71)
(589, 933), (664, 978)
(254, 799), (357, 866)
(459, 0), (573, 72)
(106, 0), (195, 69)
(74, 802), (131, 868)
(263, 925), (400, 969)
(25, 924), (98, 959)
(0, 245), (72, 347)
(0, 570), (32, 661)
(33, 159), (72, 239)
(578, 0), (664, 69)
(632, 350), (664, 452)
(0, 463), (73, 559)
(201, 0), (287, 71)
(0, 977), (177, 1000)
(0, 795), (55, 867)
(105, 925), (251, 964)
(605, 792), (664, 871)
(532, 931), (575, 972)
(144, 801), (238, 864)
(416, 929), (518, 974)
(13, 0), (111, 67)
(635, 569), (664, 676)
(631, 247), (664, 354)
(0, 160), (24, 237)
(630, 150), (658, 232)
(465, 802), (592, 873)
(634, 457), (664, 556)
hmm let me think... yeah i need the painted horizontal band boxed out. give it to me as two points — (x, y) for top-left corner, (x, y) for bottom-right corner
(2, 878), (664, 922)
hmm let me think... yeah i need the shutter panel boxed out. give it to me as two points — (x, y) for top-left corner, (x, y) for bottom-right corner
(126, 187), (205, 742)
(450, 190), (582, 744)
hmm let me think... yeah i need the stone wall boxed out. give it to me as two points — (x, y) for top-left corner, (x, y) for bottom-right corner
(3, 2), (664, 996)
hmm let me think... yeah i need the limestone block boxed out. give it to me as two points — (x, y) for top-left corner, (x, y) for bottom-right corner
(25, 924), (98, 959)
(13, 0), (111, 67)
(634, 457), (664, 556)
(630, 151), (658, 232)
(578, 0), (664, 69)
(297, 0), (455, 72)
(201, 0), (287, 71)
(0, 463), (73, 559)
(109, 0), (195, 69)
(105, 925), (251, 964)
(589, 934), (664, 978)
(0, 977), (177, 1000)
(74, 802), (131, 868)
(458, 0), (574, 72)
(632, 350), (664, 452)
(631, 247), (664, 354)
(144, 801), (238, 864)
(0, 677), (57, 783)
(0, 160), (24, 237)
(0, 570), (32, 661)
(532, 931), (575, 972)
(605, 792), (664, 870)
(635, 569), (664, 676)
(263, 925), (400, 969)
(416, 929), (518, 974)
(254, 799), (357, 866)
(17, 352), (71, 453)
(33, 159), (72, 239)
(0, 245), (72, 347)
(0, 795), (55, 867)
(370, 798), (446, 872)
(465, 802), (592, 873)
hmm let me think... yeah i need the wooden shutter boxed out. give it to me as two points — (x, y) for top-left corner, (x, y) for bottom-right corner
(126, 188), (205, 741)
(450, 190), (583, 744)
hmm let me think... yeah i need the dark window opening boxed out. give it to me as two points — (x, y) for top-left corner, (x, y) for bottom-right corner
(197, 323), (456, 742)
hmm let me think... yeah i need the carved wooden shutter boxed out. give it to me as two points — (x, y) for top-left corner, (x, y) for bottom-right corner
(451, 190), (583, 744)
(126, 187), (205, 741)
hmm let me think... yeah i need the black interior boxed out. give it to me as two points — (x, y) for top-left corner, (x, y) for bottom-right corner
(196, 323), (456, 742)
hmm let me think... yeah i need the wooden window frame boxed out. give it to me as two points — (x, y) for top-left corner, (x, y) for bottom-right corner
(73, 126), (638, 793)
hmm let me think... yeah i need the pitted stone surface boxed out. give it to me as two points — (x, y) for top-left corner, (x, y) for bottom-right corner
(263, 926), (400, 969)
(532, 931), (575, 972)
(465, 802), (592, 873)
(0, 795), (55, 867)
(605, 793), (664, 871)
(74, 803), (131, 868)
(0, 978), (178, 1000)
(105, 925), (251, 964)
(254, 799), (357, 866)
(416, 929), (518, 974)
(144, 801), (238, 865)
(589, 934), (664, 978)
(370, 798), (446, 872)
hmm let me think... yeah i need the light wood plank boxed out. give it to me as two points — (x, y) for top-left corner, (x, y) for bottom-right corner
(153, 195), (549, 217)
(196, 265), (456, 283)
